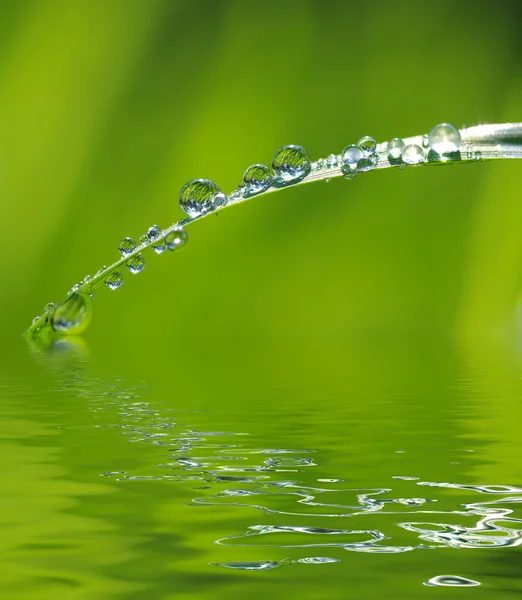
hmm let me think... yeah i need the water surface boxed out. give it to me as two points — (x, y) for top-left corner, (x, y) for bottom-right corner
(2, 334), (522, 599)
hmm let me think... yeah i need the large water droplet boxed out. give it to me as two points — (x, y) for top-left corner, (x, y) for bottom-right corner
(179, 179), (227, 217)
(105, 271), (123, 290)
(387, 138), (405, 161)
(165, 226), (187, 250)
(272, 145), (311, 185)
(428, 123), (461, 154)
(147, 225), (166, 254)
(402, 144), (424, 165)
(240, 164), (273, 197)
(126, 254), (145, 274)
(118, 237), (137, 257)
(51, 292), (92, 334)
(341, 144), (364, 176)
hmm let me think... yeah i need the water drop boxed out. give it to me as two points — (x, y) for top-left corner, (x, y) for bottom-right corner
(105, 271), (123, 290)
(118, 237), (137, 257)
(387, 138), (405, 161)
(341, 144), (364, 176)
(402, 144), (424, 165)
(326, 154), (338, 168)
(51, 292), (92, 334)
(126, 254), (145, 274)
(165, 226), (187, 250)
(272, 144), (311, 185)
(240, 164), (273, 197)
(96, 266), (108, 277)
(179, 179), (227, 217)
(32, 315), (41, 325)
(358, 136), (377, 156)
(315, 158), (325, 171)
(43, 302), (55, 313)
(147, 225), (166, 254)
(428, 123), (461, 154)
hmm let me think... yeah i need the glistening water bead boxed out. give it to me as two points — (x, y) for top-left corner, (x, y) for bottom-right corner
(51, 292), (92, 334)
(105, 271), (123, 290)
(428, 123), (461, 154)
(387, 138), (405, 161)
(341, 144), (364, 177)
(272, 145), (311, 185)
(126, 254), (145, 274)
(402, 144), (424, 165)
(118, 237), (137, 257)
(240, 164), (273, 197)
(179, 179), (228, 218)
(165, 226), (187, 250)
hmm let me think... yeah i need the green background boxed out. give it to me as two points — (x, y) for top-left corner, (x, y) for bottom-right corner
(1, 1), (522, 598)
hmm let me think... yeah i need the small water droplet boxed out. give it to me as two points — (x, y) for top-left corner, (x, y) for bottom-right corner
(358, 136), (377, 156)
(387, 138), (405, 161)
(272, 144), (311, 185)
(240, 164), (273, 197)
(43, 302), (55, 313)
(96, 266), (108, 277)
(126, 253), (145, 274)
(51, 292), (93, 334)
(341, 144), (364, 177)
(105, 271), (123, 290)
(146, 225), (166, 254)
(165, 226), (187, 250)
(326, 154), (338, 168)
(118, 237), (137, 257)
(422, 134), (430, 148)
(402, 144), (424, 165)
(229, 190), (241, 201)
(428, 123), (461, 154)
(179, 179), (227, 217)
(32, 315), (41, 325)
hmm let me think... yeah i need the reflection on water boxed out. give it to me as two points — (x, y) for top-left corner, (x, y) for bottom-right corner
(59, 373), (521, 575)
(4, 337), (522, 597)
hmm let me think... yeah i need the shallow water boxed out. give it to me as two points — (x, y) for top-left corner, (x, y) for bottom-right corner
(2, 334), (522, 599)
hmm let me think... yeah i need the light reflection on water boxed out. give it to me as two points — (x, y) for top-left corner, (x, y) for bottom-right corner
(57, 372), (522, 575)
(4, 337), (522, 596)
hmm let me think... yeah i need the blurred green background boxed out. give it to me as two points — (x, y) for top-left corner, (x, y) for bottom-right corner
(0, 0), (521, 348)
(2, 1), (522, 598)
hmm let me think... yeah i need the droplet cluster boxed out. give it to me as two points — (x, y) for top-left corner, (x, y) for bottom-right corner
(30, 122), (466, 337)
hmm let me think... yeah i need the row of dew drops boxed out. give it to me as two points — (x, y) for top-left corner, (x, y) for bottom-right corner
(35, 123), (462, 336)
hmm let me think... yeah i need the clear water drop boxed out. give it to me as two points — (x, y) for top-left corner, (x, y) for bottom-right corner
(240, 164), (273, 197)
(358, 136), (377, 156)
(165, 226), (187, 250)
(326, 154), (338, 168)
(402, 144), (424, 165)
(341, 144), (364, 176)
(32, 315), (40, 325)
(51, 292), (93, 334)
(146, 225), (166, 254)
(105, 271), (123, 290)
(126, 253), (145, 274)
(387, 138), (405, 161)
(428, 123), (461, 154)
(118, 237), (137, 257)
(272, 144), (311, 185)
(43, 302), (55, 313)
(179, 179), (227, 217)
